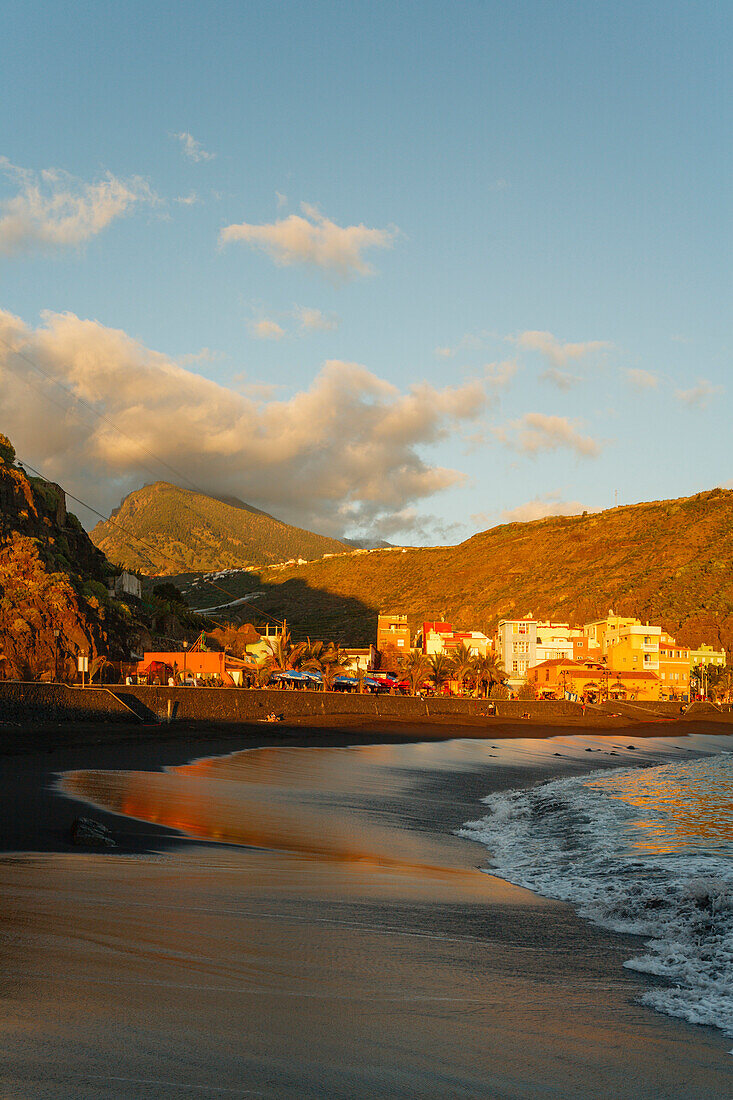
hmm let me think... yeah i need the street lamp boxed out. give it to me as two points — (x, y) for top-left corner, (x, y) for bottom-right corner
(183, 639), (189, 681)
(53, 628), (60, 682)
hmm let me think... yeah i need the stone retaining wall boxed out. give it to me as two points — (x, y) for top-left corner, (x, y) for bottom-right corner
(0, 681), (582, 726)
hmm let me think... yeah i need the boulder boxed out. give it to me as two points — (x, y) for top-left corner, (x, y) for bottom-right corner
(70, 816), (116, 847)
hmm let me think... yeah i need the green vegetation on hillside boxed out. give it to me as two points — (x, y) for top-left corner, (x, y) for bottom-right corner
(90, 482), (350, 573)
(176, 489), (733, 653)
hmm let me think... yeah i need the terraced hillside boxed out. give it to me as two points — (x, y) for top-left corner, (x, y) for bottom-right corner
(177, 489), (733, 651)
(90, 482), (350, 573)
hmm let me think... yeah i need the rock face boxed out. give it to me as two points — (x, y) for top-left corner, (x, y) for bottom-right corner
(69, 816), (116, 847)
(0, 443), (139, 681)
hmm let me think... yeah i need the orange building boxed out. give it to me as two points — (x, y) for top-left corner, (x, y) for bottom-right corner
(137, 649), (257, 686)
(658, 632), (690, 699)
(528, 658), (661, 702)
(376, 613), (411, 654)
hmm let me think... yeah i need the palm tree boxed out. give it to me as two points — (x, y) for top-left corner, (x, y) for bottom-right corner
(428, 651), (453, 695)
(404, 650), (429, 695)
(474, 652), (507, 698)
(304, 640), (351, 691)
(261, 628), (308, 677)
(451, 643), (477, 696)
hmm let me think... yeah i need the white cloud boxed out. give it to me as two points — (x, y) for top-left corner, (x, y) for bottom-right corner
(515, 330), (610, 367)
(220, 202), (397, 277)
(626, 368), (659, 390)
(495, 412), (601, 458)
(0, 309), (487, 539)
(275, 191), (288, 209)
(675, 378), (723, 407)
(434, 346), (454, 358)
(540, 367), (581, 390)
(171, 132), (215, 162)
(294, 306), (338, 333)
(501, 494), (587, 523)
(0, 158), (156, 257)
(484, 359), (518, 389)
(248, 319), (285, 340)
(175, 192), (199, 206)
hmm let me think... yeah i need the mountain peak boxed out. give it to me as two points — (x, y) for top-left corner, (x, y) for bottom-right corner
(90, 482), (350, 574)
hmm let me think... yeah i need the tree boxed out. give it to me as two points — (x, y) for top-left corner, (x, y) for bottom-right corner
(710, 666), (733, 703)
(517, 681), (537, 701)
(450, 643), (476, 696)
(474, 652), (507, 698)
(261, 629), (308, 677)
(377, 641), (402, 674)
(153, 582), (187, 606)
(691, 662), (724, 698)
(427, 651), (453, 694)
(403, 650), (429, 694)
(303, 639), (351, 691)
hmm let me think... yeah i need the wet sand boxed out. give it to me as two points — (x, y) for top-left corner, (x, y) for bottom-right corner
(1, 719), (733, 1097)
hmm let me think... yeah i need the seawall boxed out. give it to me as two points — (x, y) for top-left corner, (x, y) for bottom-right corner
(0, 682), (583, 726)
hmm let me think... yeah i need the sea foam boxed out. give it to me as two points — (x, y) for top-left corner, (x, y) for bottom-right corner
(458, 754), (733, 1039)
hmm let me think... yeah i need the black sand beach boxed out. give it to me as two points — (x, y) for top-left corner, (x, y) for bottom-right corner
(1, 714), (732, 1097)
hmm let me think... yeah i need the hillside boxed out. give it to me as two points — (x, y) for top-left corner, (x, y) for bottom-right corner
(0, 434), (139, 679)
(90, 482), (350, 574)
(177, 489), (733, 652)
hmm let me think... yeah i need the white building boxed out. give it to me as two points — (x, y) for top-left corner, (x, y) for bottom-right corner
(495, 615), (537, 689)
(535, 622), (584, 664)
(109, 571), (142, 600)
(496, 615), (583, 688)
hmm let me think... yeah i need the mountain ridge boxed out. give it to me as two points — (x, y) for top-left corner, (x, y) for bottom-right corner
(90, 481), (351, 574)
(176, 487), (733, 652)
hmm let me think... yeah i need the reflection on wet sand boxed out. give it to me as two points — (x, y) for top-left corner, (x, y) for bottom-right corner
(60, 747), (472, 887)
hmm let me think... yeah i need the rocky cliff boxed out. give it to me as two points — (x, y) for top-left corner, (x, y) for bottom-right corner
(0, 434), (141, 680)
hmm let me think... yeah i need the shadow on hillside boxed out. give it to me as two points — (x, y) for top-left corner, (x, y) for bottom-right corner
(198, 575), (380, 647)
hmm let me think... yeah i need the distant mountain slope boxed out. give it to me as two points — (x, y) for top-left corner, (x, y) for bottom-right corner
(90, 482), (350, 574)
(178, 489), (733, 651)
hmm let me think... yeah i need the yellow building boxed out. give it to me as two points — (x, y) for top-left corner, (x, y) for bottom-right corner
(690, 644), (726, 669)
(658, 632), (690, 699)
(528, 659), (661, 702)
(585, 612), (661, 676)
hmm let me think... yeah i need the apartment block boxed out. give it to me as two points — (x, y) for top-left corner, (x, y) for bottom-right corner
(376, 613), (411, 654)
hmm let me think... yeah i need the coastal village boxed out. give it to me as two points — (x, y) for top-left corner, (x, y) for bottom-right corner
(134, 609), (728, 705)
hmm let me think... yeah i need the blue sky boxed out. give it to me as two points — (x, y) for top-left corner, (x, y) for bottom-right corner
(0, 1), (730, 542)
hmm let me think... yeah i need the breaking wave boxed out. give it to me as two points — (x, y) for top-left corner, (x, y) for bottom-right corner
(459, 754), (733, 1039)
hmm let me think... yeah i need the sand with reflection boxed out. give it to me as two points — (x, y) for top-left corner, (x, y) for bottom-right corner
(2, 733), (733, 1098)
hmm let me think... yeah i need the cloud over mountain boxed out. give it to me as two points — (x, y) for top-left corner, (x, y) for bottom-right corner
(0, 308), (485, 539)
(501, 494), (587, 522)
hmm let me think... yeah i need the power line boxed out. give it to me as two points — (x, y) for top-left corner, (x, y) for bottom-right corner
(17, 457), (284, 628)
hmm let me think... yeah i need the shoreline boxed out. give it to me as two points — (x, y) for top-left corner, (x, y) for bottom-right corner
(2, 718), (733, 1097)
(3, 712), (730, 858)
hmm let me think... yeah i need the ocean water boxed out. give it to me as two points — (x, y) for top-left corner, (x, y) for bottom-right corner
(459, 752), (733, 1041)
